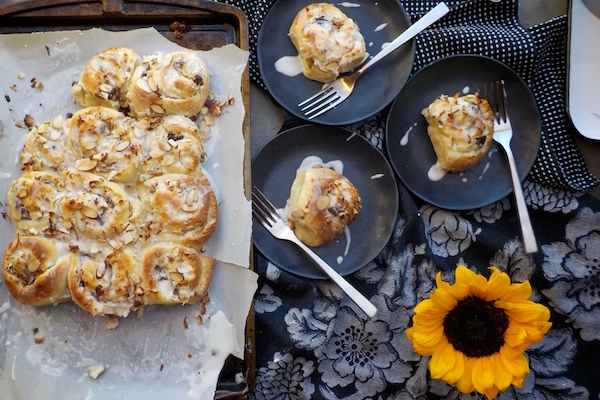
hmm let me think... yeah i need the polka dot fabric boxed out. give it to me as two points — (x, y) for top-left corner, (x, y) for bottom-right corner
(217, 0), (599, 192)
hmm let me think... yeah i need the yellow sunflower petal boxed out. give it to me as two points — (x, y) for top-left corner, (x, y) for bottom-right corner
(500, 345), (530, 379)
(454, 265), (477, 285)
(504, 325), (528, 347)
(500, 280), (532, 303)
(483, 267), (511, 301)
(472, 357), (495, 395)
(412, 325), (445, 348)
(497, 301), (551, 323)
(438, 271), (471, 300)
(441, 348), (466, 383)
(414, 298), (447, 316)
(430, 288), (458, 311)
(429, 340), (459, 380)
(466, 272), (490, 298)
(490, 352), (513, 391)
(456, 357), (476, 395)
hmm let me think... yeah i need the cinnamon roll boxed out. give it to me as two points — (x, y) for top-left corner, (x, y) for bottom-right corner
(140, 243), (214, 305)
(20, 115), (73, 172)
(140, 114), (206, 177)
(59, 171), (140, 241)
(71, 47), (141, 109)
(69, 106), (142, 183)
(7, 171), (67, 237)
(68, 248), (142, 316)
(126, 51), (210, 117)
(138, 173), (218, 250)
(2, 236), (74, 306)
(286, 165), (362, 247)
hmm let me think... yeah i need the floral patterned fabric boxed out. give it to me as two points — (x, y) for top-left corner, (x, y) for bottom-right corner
(218, 0), (600, 398)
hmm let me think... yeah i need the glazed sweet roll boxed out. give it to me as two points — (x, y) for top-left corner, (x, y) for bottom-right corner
(286, 165), (362, 247)
(20, 115), (73, 172)
(126, 51), (210, 117)
(69, 106), (141, 183)
(140, 243), (214, 305)
(71, 47), (141, 109)
(7, 171), (67, 237)
(2, 236), (74, 306)
(139, 114), (206, 177)
(59, 171), (141, 242)
(289, 3), (367, 83)
(137, 173), (218, 250)
(68, 248), (142, 316)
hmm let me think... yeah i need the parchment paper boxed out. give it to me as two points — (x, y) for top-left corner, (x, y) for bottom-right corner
(0, 28), (256, 399)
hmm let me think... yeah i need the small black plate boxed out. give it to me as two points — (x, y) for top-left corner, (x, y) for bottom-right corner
(385, 55), (541, 210)
(252, 125), (399, 279)
(257, 0), (413, 126)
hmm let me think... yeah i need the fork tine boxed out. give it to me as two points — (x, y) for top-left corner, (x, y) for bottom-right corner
(298, 85), (334, 108)
(252, 186), (282, 223)
(486, 80), (509, 124)
(305, 96), (344, 120)
(300, 89), (339, 113)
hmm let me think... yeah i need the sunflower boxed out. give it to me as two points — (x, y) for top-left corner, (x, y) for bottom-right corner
(406, 265), (552, 399)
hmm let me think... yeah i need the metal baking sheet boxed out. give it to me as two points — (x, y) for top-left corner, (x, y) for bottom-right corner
(0, 0), (254, 398)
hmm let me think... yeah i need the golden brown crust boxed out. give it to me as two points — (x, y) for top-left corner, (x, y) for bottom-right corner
(72, 47), (141, 109)
(20, 116), (73, 173)
(68, 248), (142, 316)
(138, 173), (218, 250)
(140, 243), (215, 305)
(289, 3), (366, 83)
(126, 51), (210, 117)
(2, 236), (73, 306)
(286, 166), (361, 247)
(422, 92), (495, 172)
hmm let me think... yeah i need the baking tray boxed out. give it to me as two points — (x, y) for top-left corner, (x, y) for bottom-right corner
(0, 0), (254, 398)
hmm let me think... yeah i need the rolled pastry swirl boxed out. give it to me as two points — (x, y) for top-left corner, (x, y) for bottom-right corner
(140, 243), (214, 305)
(126, 51), (210, 117)
(20, 115), (73, 172)
(287, 166), (362, 247)
(68, 248), (142, 316)
(138, 114), (207, 177)
(138, 173), (218, 250)
(69, 106), (142, 183)
(71, 47), (141, 109)
(2, 236), (74, 306)
(7, 171), (67, 237)
(59, 170), (140, 241)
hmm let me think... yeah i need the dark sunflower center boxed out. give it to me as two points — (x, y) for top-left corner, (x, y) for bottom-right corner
(443, 296), (509, 358)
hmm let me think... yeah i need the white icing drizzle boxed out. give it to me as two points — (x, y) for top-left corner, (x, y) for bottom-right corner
(400, 123), (417, 146)
(428, 162), (448, 182)
(462, 86), (470, 94)
(338, 2), (361, 7)
(296, 155), (344, 175)
(371, 173), (384, 179)
(374, 23), (388, 32)
(274, 56), (303, 77)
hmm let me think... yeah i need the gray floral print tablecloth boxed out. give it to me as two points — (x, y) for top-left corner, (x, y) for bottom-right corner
(219, 0), (600, 398)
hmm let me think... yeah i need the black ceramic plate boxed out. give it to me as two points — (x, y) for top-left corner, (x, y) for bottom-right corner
(385, 55), (541, 210)
(252, 125), (399, 279)
(257, 0), (413, 126)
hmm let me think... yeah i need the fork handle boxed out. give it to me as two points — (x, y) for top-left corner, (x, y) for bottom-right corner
(358, 2), (450, 74)
(504, 147), (538, 254)
(293, 238), (378, 318)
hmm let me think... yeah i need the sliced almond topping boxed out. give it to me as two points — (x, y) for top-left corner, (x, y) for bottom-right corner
(51, 115), (63, 128)
(204, 115), (216, 126)
(169, 271), (184, 283)
(28, 259), (41, 272)
(96, 261), (106, 279)
(149, 148), (166, 158)
(37, 123), (49, 134)
(160, 156), (176, 166)
(167, 139), (178, 148)
(75, 158), (97, 171)
(182, 202), (199, 212)
(92, 153), (105, 161)
(129, 273), (140, 284)
(81, 139), (96, 150)
(105, 316), (119, 330)
(158, 140), (171, 152)
(120, 232), (134, 245)
(148, 77), (158, 92)
(163, 53), (173, 65)
(228, 92), (235, 105)
(108, 239), (121, 250)
(149, 103), (165, 115)
(115, 140), (130, 152)
(291, 209), (304, 219)
(316, 195), (330, 211)
(90, 244), (100, 254)
(186, 189), (198, 205)
(17, 188), (28, 198)
(136, 78), (153, 94)
(49, 129), (62, 141)
(80, 205), (99, 219)
(99, 83), (113, 93)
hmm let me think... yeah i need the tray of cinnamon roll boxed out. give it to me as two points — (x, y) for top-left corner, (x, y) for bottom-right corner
(0, 1), (255, 399)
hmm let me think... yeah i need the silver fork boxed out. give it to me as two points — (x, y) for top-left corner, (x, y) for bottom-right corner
(252, 187), (378, 318)
(298, 2), (450, 120)
(485, 80), (538, 254)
